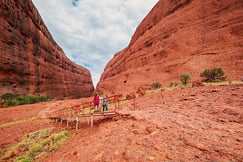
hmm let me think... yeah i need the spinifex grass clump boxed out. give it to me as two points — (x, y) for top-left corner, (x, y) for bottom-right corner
(0, 93), (53, 107)
(0, 128), (71, 162)
(0, 128), (52, 161)
(0, 116), (39, 128)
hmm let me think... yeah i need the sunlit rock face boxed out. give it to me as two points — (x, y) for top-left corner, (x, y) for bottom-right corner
(0, 0), (94, 98)
(97, 0), (243, 96)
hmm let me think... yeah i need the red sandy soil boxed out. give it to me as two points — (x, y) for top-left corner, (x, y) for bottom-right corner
(0, 84), (242, 162)
(0, 99), (86, 160)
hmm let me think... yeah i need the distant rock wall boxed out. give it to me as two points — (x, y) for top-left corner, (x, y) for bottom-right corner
(0, 0), (94, 98)
(97, 0), (243, 96)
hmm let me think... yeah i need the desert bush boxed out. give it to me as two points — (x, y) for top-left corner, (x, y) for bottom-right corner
(1, 93), (18, 100)
(169, 82), (179, 87)
(169, 82), (174, 87)
(200, 67), (226, 82)
(151, 82), (162, 89)
(180, 73), (191, 85)
(2, 94), (53, 107)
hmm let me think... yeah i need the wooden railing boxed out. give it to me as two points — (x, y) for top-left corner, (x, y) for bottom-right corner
(48, 95), (134, 130)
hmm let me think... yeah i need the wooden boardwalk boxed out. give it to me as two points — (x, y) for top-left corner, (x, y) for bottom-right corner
(48, 95), (128, 130)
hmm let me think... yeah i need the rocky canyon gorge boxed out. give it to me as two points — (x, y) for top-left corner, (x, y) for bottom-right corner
(96, 0), (243, 96)
(0, 0), (94, 98)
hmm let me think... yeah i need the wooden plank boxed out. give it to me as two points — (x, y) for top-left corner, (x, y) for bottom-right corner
(92, 111), (116, 116)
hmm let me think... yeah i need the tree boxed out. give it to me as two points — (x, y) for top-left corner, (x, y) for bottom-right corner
(180, 73), (191, 85)
(200, 67), (226, 82)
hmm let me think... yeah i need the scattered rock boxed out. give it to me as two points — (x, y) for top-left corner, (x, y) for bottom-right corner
(136, 87), (146, 96)
(192, 81), (204, 87)
(146, 125), (157, 134)
(148, 156), (156, 161)
(126, 93), (136, 100)
(166, 153), (174, 160)
(93, 153), (103, 161)
(73, 151), (77, 155)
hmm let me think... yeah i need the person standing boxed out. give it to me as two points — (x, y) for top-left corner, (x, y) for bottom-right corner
(93, 94), (100, 111)
(103, 95), (108, 111)
(99, 94), (103, 111)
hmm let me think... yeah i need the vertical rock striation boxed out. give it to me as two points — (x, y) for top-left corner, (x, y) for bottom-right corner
(97, 0), (243, 96)
(0, 0), (94, 98)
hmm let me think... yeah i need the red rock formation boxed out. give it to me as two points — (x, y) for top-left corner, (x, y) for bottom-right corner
(97, 0), (243, 96)
(0, 0), (94, 98)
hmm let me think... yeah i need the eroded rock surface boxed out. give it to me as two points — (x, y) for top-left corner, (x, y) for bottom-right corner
(97, 0), (243, 96)
(0, 84), (242, 161)
(0, 0), (94, 98)
(44, 84), (243, 161)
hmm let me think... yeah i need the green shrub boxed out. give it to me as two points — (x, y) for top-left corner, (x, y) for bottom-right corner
(151, 82), (162, 89)
(2, 95), (53, 107)
(42, 139), (51, 147)
(50, 131), (71, 143)
(169, 82), (179, 87)
(180, 73), (191, 85)
(1, 128), (70, 162)
(49, 131), (71, 151)
(169, 82), (174, 87)
(200, 67), (226, 82)
(1, 93), (18, 100)
(29, 144), (42, 153)
(15, 156), (31, 162)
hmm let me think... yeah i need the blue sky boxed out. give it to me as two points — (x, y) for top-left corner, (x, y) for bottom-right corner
(32, 0), (158, 87)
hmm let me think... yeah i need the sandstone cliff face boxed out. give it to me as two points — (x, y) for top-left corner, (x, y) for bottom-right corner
(0, 0), (94, 98)
(97, 0), (243, 96)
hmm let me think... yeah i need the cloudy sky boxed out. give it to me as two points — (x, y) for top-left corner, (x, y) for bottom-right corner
(32, 0), (158, 87)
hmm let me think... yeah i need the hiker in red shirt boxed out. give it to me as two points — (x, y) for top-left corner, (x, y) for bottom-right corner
(93, 94), (100, 111)
(0, 100), (4, 108)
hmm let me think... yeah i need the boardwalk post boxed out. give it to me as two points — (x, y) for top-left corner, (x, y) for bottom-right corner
(114, 96), (116, 111)
(133, 97), (136, 110)
(76, 116), (79, 131)
(91, 115), (94, 127)
(118, 98), (120, 110)
(115, 95), (119, 111)
(87, 116), (90, 125)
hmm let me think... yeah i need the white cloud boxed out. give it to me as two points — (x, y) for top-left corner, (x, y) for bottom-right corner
(32, 0), (158, 87)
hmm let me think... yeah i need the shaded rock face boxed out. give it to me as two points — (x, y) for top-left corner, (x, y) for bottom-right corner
(0, 0), (94, 98)
(97, 0), (243, 96)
